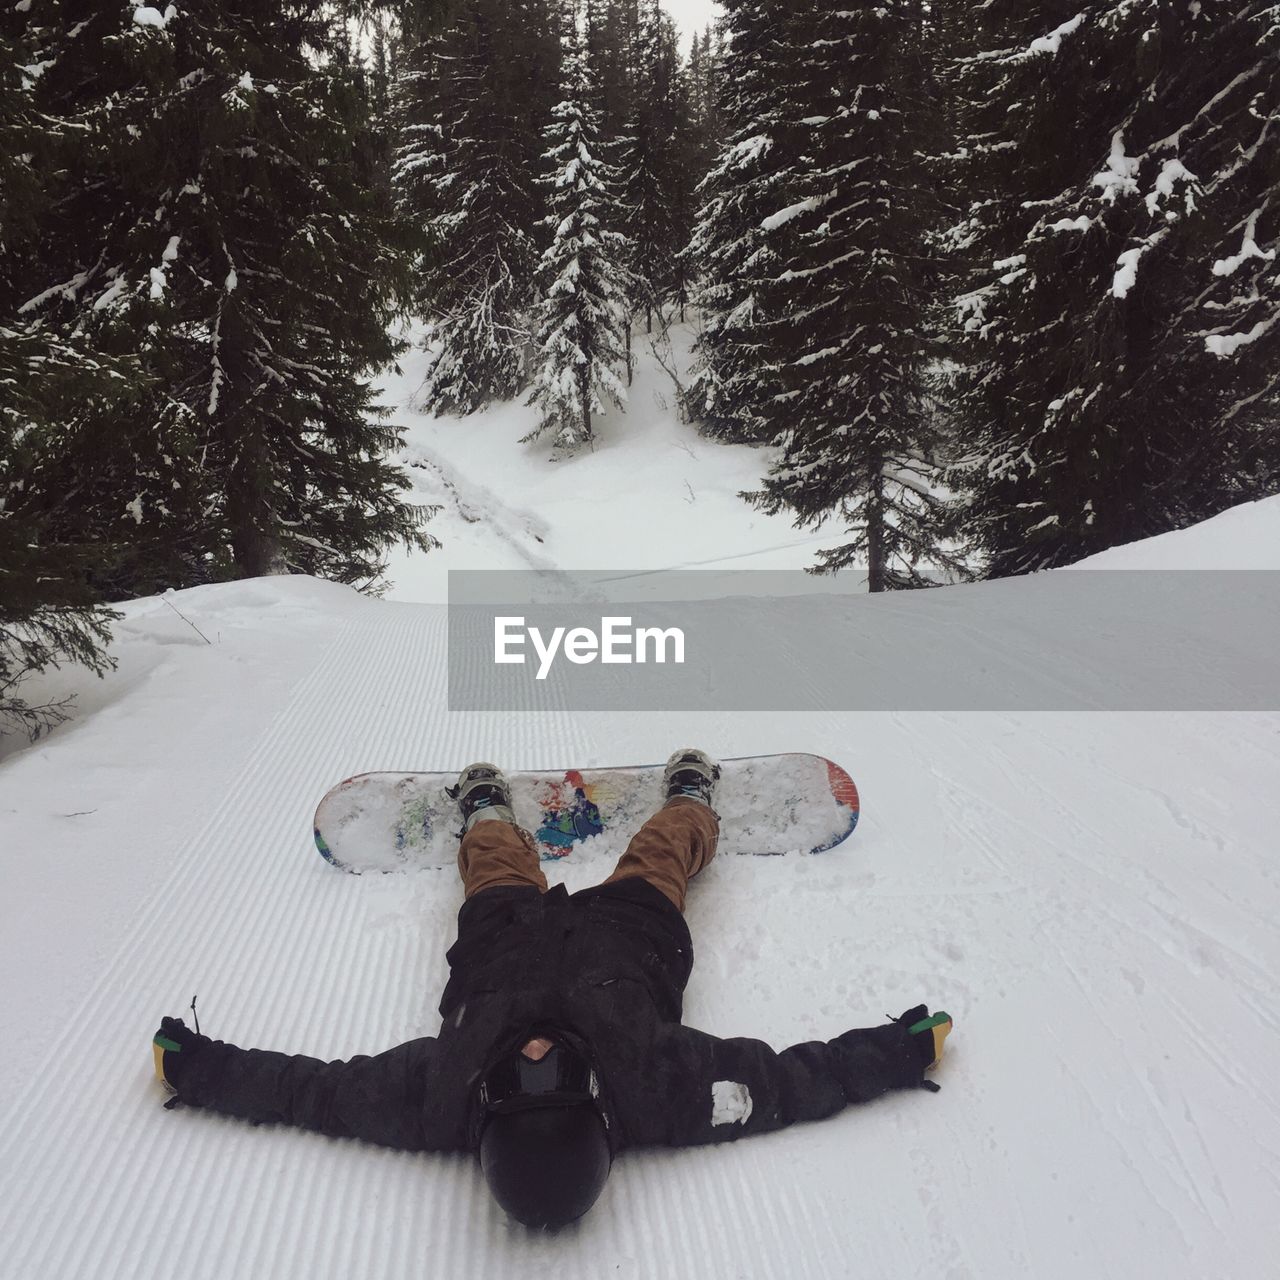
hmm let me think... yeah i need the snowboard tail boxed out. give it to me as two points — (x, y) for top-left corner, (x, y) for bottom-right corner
(314, 753), (859, 874)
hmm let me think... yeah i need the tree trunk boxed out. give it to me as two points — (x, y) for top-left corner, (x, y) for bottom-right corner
(866, 458), (887, 593)
(228, 435), (283, 577)
(220, 302), (283, 578)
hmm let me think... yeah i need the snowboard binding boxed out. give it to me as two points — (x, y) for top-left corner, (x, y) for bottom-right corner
(448, 762), (517, 833)
(662, 748), (720, 808)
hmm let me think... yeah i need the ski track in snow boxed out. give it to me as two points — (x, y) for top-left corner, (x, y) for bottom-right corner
(403, 442), (559, 575)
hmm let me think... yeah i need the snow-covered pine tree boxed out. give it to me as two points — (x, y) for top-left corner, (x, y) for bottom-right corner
(399, 0), (458, 51)
(0, 572), (118, 741)
(619, 0), (684, 330)
(395, 0), (560, 415)
(578, 0), (638, 380)
(4, 5), (212, 597)
(357, 7), (401, 203)
(685, 0), (795, 442)
(685, 25), (723, 161)
(17, 2), (433, 590)
(585, 0), (636, 147)
(664, 56), (703, 322)
(672, 25), (724, 320)
(0, 14), (120, 739)
(391, 6), (450, 239)
(745, 0), (960, 590)
(524, 8), (631, 451)
(905, 0), (969, 515)
(0, 18), (42, 283)
(949, 2), (1280, 576)
(1188, 3), (1280, 493)
(1, 14), (64, 512)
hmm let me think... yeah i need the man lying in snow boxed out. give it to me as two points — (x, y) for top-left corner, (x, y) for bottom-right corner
(153, 750), (953, 1230)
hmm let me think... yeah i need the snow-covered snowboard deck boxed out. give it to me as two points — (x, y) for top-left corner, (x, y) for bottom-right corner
(314, 753), (860, 874)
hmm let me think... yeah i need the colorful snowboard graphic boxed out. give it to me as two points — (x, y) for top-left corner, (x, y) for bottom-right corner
(533, 770), (605, 850)
(313, 754), (859, 874)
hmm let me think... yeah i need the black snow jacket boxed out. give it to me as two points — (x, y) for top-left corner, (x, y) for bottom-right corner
(171, 878), (928, 1153)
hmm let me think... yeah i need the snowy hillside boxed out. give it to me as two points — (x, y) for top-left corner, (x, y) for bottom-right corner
(1, 369), (1278, 1278)
(381, 325), (853, 601)
(1070, 494), (1280, 569)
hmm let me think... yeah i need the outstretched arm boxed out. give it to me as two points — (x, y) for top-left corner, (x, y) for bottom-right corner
(152, 1017), (445, 1151)
(655, 1008), (947, 1147)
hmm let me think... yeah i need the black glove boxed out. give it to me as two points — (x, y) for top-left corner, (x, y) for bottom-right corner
(898, 1005), (953, 1071)
(152, 1016), (212, 1093)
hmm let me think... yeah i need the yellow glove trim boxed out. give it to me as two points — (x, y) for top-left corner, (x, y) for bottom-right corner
(153, 1038), (179, 1092)
(908, 1010), (954, 1070)
(930, 1016), (953, 1069)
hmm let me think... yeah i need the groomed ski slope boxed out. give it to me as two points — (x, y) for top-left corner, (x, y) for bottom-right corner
(1, 336), (1278, 1279)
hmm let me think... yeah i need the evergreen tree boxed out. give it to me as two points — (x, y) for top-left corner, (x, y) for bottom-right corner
(399, 0), (459, 51)
(395, 0), (560, 415)
(949, 2), (1280, 576)
(524, 10), (631, 451)
(15, 1), (433, 590)
(392, 7), (452, 256)
(0, 585), (119, 742)
(585, 0), (636, 146)
(685, 26), (720, 156)
(746, 1), (960, 590)
(360, 8), (399, 200)
(619, 0), (684, 328)
(664, 56), (703, 320)
(671, 25), (723, 319)
(578, 0), (637, 378)
(699, 22), (730, 158)
(3, 7), (207, 597)
(1, 14), (121, 738)
(685, 0), (794, 441)
(1191, 3), (1280, 491)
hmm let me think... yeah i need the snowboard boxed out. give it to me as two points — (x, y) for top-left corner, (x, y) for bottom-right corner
(313, 753), (860, 874)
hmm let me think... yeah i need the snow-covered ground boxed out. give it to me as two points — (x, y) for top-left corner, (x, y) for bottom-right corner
(1072, 494), (1280, 569)
(381, 324), (854, 600)
(1, 337), (1278, 1278)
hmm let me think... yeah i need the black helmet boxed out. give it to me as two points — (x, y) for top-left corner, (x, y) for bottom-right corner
(477, 1039), (612, 1229)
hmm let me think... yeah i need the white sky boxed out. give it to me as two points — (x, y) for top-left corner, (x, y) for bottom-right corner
(662, 0), (724, 48)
